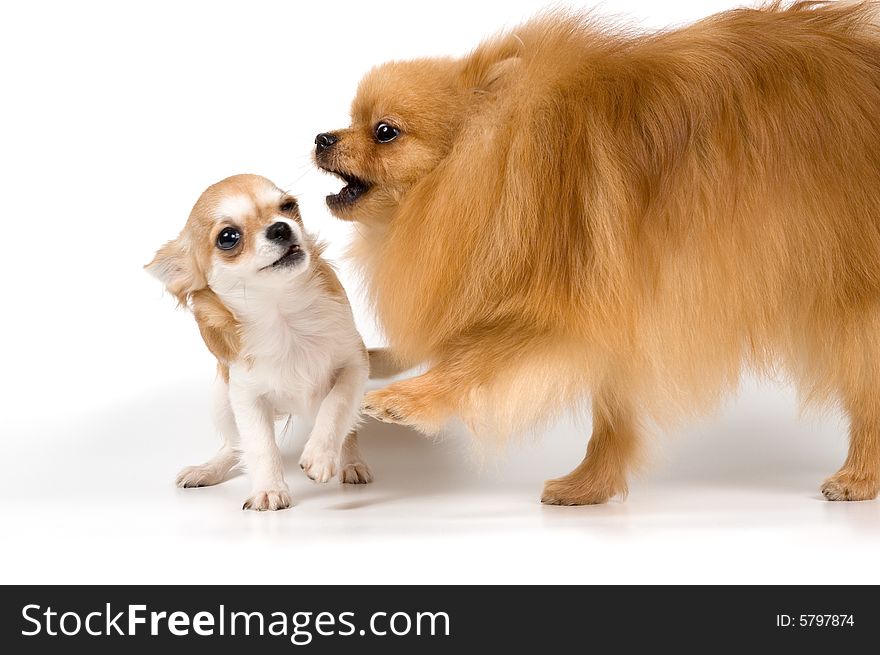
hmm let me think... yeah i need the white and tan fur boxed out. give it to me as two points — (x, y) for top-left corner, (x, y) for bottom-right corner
(147, 174), (370, 511)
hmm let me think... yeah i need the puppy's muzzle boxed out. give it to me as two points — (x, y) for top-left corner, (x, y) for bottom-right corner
(266, 221), (293, 245)
(263, 222), (304, 270)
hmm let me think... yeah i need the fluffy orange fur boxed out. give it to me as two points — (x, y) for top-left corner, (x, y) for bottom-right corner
(317, 2), (880, 504)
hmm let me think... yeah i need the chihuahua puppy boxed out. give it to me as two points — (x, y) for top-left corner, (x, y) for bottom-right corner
(148, 174), (371, 511)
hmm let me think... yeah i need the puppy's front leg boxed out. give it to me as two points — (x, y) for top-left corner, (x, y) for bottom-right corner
(228, 373), (290, 511)
(338, 431), (373, 484)
(300, 359), (369, 483)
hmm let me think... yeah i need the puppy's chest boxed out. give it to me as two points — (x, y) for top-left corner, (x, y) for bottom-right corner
(239, 313), (341, 413)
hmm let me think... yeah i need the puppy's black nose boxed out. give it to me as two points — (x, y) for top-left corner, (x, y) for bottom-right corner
(266, 221), (293, 243)
(315, 132), (338, 154)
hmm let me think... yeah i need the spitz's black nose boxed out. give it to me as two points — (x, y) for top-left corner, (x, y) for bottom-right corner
(315, 132), (338, 154)
(266, 221), (293, 243)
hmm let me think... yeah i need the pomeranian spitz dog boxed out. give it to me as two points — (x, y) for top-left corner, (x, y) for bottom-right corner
(315, 1), (880, 505)
(147, 175), (370, 511)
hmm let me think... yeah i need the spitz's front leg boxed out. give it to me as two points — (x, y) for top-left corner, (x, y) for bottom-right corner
(361, 372), (452, 434)
(367, 347), (414, 379)
(228, 372), (291, 511)
(361, 333), (517, 433)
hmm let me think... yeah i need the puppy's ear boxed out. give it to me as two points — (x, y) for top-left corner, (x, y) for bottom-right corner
(145, 238), (205, 305)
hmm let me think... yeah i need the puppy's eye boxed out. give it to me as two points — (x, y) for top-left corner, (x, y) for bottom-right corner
(216, 227), (241, 250)
(374, 122), (400, 143)
(279, 199), (297, 213)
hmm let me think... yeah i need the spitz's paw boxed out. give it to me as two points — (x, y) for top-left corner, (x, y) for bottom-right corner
(242, 489), (291, 511)
(820, 471), (879, 501)
(299, 444), (337, 483)
(540, 473), (621, 506)
(362, 386), (443, 433)
(362, 388), (409, 424)
(340, 460), (374, 484)
(176, 465), (223, 488)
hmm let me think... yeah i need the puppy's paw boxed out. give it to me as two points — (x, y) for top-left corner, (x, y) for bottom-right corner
(340, 460), (374, 484)
(299, 444), (337, 483)
(540, 473), (620, 506)
(176, 465), (224, 488)
(821, 470), (879, 501)
(242, 489), (292, 511)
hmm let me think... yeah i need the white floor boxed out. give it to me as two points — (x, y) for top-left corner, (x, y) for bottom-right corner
(3, 376), (878, 585)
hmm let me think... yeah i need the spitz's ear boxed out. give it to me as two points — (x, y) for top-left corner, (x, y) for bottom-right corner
(145, 238), (205, 305)
(478, 57), (520, 91)
(462, 41), (521, 93)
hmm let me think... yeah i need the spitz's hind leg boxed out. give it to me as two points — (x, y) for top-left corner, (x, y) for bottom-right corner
(815, 314), (880, 501)
(542, 393), (640, 506)
(821, 393), (880, 501)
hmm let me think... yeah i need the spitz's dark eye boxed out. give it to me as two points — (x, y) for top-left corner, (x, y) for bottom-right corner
(374, 122), (400, 143)
(216, 227), (241, 250)
(279, 199), (297, 213)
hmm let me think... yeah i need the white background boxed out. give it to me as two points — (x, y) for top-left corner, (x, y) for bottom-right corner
(1, 0), (877, 584)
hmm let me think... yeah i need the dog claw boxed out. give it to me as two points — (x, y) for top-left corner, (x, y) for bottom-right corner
(362, 402), (404, 424)
(242, 490), (292, 511)
(340, 462), (374, 484)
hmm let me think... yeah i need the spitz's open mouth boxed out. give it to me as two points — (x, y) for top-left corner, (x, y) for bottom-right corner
(264, 244), (304, 270)
(322, 168), (372, 207)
